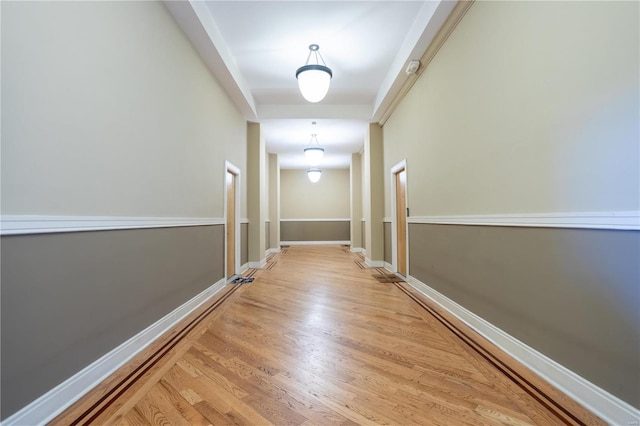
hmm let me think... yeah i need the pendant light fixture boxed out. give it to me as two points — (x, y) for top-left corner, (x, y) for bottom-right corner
(307, 168), (322, 183)
(296, 44), (332, 103)
(303, 122), (324, 166)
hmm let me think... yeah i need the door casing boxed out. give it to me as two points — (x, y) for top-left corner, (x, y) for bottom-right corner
(390, 160), (409, 276)
(225, 161), (241, 279)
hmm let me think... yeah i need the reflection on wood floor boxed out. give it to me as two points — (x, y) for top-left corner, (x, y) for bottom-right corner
(53, 245), (604, 425)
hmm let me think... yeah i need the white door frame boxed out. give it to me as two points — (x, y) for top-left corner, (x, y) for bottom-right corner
(224, 161), (241, 279)
(390, 159), (409, 276)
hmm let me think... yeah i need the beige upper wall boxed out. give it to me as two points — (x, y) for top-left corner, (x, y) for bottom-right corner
(247, 123), (265, 261)
(280, 169), (350, 219)
(384, 1), (639, 216)
(1, 1), (247, 218)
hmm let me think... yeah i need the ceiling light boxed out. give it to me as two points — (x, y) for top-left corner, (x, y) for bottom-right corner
(296, 44), (332, 103)
(307, 168), (322, 183)
(304, 124), (324, 166)
(304, 144), (324, 166)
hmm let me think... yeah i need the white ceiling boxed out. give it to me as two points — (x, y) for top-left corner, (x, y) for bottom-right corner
(165, 1), (457, 169)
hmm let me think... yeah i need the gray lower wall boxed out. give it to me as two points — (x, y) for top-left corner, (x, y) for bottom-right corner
(269, 216), (280, 252)
(361, 220), (366, 249)
(241, 222), (248, 266)
(408, 223), (640, 408)
(0, 225), (224, 419)
(280, 221), (350, 242)
(384, 221), (392, 264)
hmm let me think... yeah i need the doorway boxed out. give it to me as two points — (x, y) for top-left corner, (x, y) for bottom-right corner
(225, 162), (240, 279)
(391, 160), (408, 277)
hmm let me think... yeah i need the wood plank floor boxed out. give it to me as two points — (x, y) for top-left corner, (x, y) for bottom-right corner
(53, 245), (605, 425)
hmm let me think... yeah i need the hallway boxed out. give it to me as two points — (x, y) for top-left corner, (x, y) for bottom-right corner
(53, 246), (603, 425)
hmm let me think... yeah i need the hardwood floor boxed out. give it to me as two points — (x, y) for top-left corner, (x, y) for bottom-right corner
(53, 245), (605, 425)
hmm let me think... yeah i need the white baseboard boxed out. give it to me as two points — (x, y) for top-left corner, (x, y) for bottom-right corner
(248, 259), (267, 269)
(240, 263), (249, 274)
(365, 257), (384, 268)
(267, 248), (281, 254)
(2, 278), (228, 426)
(406, 275), (640, 425)
(279, 218), (350, 222)
(350, 247), (364, 253)
(280, 240), (351, 245)
(384, 261), (393, 271)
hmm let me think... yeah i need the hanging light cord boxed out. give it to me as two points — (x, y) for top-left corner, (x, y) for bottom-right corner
(307, 134), (320, 148)
(304, 44), (328, 67)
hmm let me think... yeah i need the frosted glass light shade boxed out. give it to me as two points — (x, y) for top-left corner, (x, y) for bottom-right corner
(307, 169), (322, 183)
(304, 147), (324, 166)
(296, 65), (332, 103)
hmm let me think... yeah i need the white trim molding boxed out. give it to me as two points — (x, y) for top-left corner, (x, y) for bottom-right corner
(224, 161), (242, 280)
(280, 218), (351, 222)
(0, 215), (225, 236)
(240, 218), (249, 224)
(2, 278), (228, 426)
(406, 275), (640, 426)
(390, 159), (409, 275)
(407, 211), (640, 231)
(267, 248), (281, 255)
(281, 240), (351, 246)
(350, 247), (364, 253)
(365, 257), (385, 268)
(247, 259), (267, 269)
(383, 217), (392, 223)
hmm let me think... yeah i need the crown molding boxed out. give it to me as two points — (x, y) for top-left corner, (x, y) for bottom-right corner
(376, 0), (474, 125)
(164, 1), (257, 120)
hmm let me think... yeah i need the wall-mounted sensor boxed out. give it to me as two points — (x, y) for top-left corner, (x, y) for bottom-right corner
(405, 60), (420, 75)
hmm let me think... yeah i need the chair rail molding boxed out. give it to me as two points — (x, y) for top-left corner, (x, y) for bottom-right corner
(407, 211), (640, 230)
(280, 240), (351, 246)
(0, 215), (226, 235)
